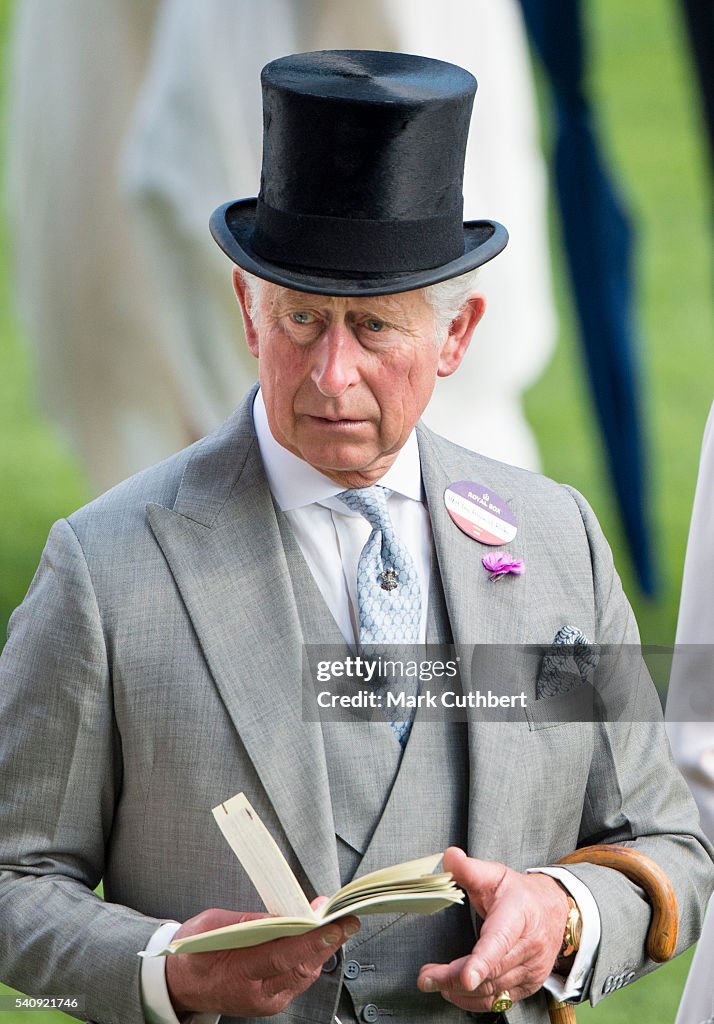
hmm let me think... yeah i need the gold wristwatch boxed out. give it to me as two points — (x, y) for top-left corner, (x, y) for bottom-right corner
(560, 896), (583, 958)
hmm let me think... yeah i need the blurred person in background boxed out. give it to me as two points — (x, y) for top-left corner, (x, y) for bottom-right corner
(666, 400), (714, 1024)
(6, 0), (555, 492)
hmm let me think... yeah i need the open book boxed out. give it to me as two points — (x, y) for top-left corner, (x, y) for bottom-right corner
(151, 792), (464, 956)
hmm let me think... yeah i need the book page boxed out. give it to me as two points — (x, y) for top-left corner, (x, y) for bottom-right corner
(212, 793), (314, 918)
(163, 916), (319, 955)
(333, 853), (444, 897)
(322, 890), (464, 921)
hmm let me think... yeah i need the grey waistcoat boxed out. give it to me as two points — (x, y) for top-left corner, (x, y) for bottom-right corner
(275, 512), (483, 1024)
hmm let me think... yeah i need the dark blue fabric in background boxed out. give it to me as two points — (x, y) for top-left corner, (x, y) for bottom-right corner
(519, 0), (658, 595)
(679, 0), (714, 189)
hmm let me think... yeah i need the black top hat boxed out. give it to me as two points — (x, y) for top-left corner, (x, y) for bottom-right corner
(210, 50), (508, 296)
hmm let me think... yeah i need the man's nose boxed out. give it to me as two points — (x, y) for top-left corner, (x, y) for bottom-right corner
(310, 326), (361, 397)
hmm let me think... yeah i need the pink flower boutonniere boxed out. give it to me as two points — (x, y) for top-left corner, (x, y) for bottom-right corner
(481, 552), (525, 582)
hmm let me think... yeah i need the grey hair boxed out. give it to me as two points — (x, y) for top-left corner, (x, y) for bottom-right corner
(240, 271), (263, 324)
(423, 269), (482, 339)
(238, 267), (481, 338)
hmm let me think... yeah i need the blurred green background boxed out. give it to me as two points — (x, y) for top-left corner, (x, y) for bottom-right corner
(0, 0), (712, 1020)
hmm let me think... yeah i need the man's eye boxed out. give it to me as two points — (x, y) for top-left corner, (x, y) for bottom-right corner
(365, 319), (385, 332)
(291, 311), (314, 324)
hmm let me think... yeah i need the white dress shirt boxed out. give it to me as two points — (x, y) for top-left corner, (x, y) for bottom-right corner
(141, 389), (599, 1021)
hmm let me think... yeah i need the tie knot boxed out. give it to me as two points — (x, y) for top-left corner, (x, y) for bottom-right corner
(337, 485), (392, 532)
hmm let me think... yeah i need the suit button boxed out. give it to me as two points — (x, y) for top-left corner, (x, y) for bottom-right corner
(322, 954), (338, 973)
(344, 959), (361, 980)
(360, 1005), (379, 1023)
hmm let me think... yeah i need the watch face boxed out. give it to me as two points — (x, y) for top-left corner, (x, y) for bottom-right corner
(562, 900), (582, 956)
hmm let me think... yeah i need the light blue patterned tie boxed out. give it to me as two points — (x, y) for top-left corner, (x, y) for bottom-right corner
(338, 485), (422, 745)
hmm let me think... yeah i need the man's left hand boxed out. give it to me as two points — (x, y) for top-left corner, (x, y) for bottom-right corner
(417, 847), (569, 1012)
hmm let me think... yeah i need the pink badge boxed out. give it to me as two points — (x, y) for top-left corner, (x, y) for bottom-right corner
(444, 481), (517, 546)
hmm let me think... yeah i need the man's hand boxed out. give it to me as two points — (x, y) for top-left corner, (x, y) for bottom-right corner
(417, 847), (569, 1012)
(166, 905), (359, 1017)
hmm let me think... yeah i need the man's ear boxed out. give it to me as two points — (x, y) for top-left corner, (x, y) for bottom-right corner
(232, 268), (260, 358)
(437, 295), (486, 378)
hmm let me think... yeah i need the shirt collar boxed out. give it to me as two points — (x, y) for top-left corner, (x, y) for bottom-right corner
(252, 388), (423, 511)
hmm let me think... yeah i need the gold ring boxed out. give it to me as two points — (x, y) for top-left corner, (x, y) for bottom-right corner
(491, 990), (513, 1013)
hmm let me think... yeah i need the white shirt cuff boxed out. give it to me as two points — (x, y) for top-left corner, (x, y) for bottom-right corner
(140, 921), (221, 1024)
(526, 866), (601, 1002)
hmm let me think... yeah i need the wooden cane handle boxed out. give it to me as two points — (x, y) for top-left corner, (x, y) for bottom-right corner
(545, 845), (679, 1024)
(557, 844), (679, 962)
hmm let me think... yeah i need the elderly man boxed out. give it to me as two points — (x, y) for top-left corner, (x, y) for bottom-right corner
(0, 50), (711, 1024)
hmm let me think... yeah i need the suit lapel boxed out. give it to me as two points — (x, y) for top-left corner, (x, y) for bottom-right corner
(417, 422), (530, 647)
(146, 390), (340, 897)
(417, 425), (533, 865)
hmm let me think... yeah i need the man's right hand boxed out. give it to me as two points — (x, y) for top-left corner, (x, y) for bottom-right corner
(165, 908), (359, 1017)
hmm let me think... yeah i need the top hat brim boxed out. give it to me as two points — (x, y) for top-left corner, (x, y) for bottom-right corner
(210, 199), (508, 297)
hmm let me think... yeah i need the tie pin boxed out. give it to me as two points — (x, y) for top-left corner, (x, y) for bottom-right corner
(379, 568), (400, 591)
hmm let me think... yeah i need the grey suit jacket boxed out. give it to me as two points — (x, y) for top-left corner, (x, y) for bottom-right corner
(0, 389), (712, 1024)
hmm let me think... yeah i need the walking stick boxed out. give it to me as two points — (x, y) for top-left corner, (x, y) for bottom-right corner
(545, 844), (678, 1024)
